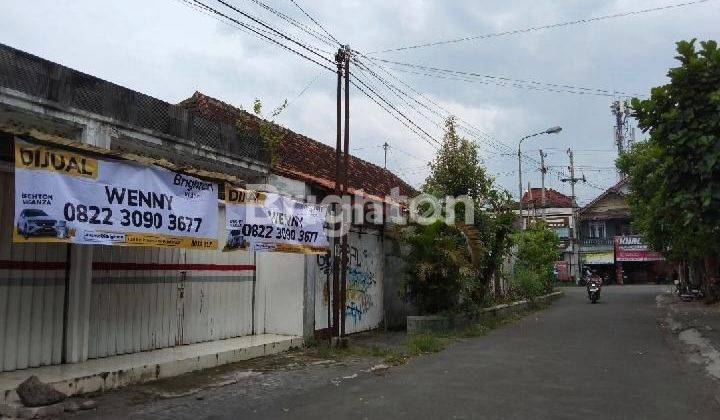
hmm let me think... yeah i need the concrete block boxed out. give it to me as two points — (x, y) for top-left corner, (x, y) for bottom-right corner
(0, 401), (66, 418)
(407, 315), (451, 333)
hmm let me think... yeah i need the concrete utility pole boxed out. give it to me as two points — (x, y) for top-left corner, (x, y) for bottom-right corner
(561, 148), (586, 283)
(539, 149), (547, 221)
(340, 45), (350, 339)
(383, 142), (389, 169)
(332, 47), (344, 339)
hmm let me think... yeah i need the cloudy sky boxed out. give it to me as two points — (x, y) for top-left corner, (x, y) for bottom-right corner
(2, 0), (718, 203)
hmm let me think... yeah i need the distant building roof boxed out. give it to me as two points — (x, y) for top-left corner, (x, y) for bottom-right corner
(521, 188), (573, 208)
(179, 92), (416, 200)
(578, 177), (630, 220)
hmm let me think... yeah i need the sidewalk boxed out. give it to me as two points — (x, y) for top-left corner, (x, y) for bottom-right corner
(0, 334), (302, 406)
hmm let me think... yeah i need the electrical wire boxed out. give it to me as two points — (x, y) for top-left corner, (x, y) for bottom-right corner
(282, 71), (323, 111)
(369, 0), (717, 54)
(350, 74), (440, 148)
(240, 0), (338, 47)
(353, 54), (526, 160)
(184, 0), (336, 72)
(366, 57), (644, 97)
(210, 0), (335, 64)
(353, 57), (514, 161)
(288, 0), (341, 46)
(352, 58), (446, 133)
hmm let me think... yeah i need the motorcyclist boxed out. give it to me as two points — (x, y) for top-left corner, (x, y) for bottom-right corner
(585, 268), (603, 299)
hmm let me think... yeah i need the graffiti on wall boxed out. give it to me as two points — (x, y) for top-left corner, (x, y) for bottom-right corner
(345, 265), (376, 324)
(315, 240), (379, 327)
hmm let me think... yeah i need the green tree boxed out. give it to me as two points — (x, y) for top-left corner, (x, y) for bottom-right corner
(404, 117), (516, 311)
(617, 39), (720, 277)
(423, 116), (493, 202)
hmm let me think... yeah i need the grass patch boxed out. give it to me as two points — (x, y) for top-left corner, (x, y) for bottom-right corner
(458, 323), (491, 338)
(312, 343), (397, 360)
(306, 303), (550, 367)
(406, 332), (448, 355)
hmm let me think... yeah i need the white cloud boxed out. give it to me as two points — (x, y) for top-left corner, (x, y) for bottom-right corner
(1, 0), (718, 202)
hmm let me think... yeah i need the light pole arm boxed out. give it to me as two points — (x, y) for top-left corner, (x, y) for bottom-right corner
(517, 130), (555, 229)
(518, 132), (542, 224)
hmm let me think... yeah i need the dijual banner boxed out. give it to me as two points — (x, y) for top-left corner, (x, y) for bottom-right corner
(224, 185), (329, 254)
(13, 140), (218, 249)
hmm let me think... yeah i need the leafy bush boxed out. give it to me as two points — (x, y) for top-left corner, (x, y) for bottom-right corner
(511, 266), (548, 299)
(512, 222), (560, 298)
(404, 221), (475, 314)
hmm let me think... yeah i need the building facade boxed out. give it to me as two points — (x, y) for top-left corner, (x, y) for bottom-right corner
(0, 43), (413, 375)
(520, 188), (576, 281)
(578, 178), (668, 284)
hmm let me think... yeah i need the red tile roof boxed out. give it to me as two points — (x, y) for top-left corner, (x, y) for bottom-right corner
(521, 188), (573, 208)
(179, 92), (416, 200)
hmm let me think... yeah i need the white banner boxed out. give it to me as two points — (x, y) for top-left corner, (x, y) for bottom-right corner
(224, 185), (329, 254)
(13, 140), (218, 249)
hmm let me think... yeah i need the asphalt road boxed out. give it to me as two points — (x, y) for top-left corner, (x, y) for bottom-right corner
(77, 286), (720, 419)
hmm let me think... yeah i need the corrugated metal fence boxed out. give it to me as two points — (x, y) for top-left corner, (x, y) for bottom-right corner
(87, 210), (256, 359)
(0, 171), (66, 372)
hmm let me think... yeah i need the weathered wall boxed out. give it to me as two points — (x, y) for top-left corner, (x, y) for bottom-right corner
(383, 235), (414, 329)
(314, 229), (384, 334)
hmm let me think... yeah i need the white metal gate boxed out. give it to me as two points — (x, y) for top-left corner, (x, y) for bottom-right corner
(87, 218), (255, 359)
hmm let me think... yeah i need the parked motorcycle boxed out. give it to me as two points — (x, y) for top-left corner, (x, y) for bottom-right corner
(674, 279), (704, 301)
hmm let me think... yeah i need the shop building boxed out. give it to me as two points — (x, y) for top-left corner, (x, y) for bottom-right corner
(578, 178), (668, 284)
(0, 43), (413, 400)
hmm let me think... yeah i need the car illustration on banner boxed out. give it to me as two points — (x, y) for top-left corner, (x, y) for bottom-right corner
(225, 229), (248, 250)
(16, 208), (69, 239)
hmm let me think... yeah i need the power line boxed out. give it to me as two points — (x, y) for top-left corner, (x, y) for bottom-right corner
(183, 0), (336, 72)
(210, 0), (335, 65)
(352, 72), (440, 147)
(287, 0), (341, 46)
(352, 58), (447, 134)
(369, 0), (717, 53)
(366, 57), (643, 97)
(350, 74), (440, 148)
(353, 54), (528, 161)
(388, 144), (432, 163)
(240, 0), (338, 47)
(176, 0), (284, 45)
(283, 71), (323, 111)
(358, 53), (584, 183)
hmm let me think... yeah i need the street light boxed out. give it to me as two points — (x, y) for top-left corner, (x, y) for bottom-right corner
(518, 126), (562, 229)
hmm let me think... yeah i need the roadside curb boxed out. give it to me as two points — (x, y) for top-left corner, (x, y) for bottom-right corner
(407, 291), (563, 333)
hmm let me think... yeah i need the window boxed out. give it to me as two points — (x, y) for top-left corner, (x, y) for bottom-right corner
(589, 221), (606, 238)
